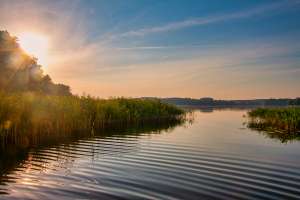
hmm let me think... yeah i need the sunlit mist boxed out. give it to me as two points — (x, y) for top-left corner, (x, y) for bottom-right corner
(18, 32), (49, 67)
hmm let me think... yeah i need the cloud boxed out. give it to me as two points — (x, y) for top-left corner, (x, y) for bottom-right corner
(117, 1), (298, 37)
(1, 0), (299, 98)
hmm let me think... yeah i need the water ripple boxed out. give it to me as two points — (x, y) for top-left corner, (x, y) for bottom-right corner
(1, 110), (300, 199)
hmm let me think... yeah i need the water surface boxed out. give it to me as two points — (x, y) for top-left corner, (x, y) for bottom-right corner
(1, 109), (300, 199)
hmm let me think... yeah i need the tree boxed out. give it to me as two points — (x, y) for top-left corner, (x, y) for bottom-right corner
(0, 30), (71, 96)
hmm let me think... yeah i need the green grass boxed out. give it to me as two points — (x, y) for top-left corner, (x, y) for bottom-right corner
(247, 107), (300, 133)
(0, 92), (185, 148)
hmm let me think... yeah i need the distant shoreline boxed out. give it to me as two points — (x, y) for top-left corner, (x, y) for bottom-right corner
(142, 97), (300, 107)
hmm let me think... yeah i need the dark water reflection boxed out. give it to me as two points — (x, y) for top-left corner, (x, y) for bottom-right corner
(1, 109), (300, 199)
(246, 126), (300, 144)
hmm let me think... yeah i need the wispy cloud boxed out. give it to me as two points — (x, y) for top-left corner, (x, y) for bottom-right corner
(1, 0), (299, 98)
(114, 44), (219, 51)
(118, 1), (298, 37)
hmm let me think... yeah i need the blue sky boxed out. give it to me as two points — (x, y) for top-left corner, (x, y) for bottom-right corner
(0, 0), (300, 99)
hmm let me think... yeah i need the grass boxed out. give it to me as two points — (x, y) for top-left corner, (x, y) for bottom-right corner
(0, 92), (185, 148)
(247, 107), (300, 133)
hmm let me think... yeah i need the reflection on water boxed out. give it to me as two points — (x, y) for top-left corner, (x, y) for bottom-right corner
(190, 106), (300, 144)
(0, 120), (183, 195)
(246, 125), (300, 144)
(1, 109), (300, 199)
(182, 105), (260, 113)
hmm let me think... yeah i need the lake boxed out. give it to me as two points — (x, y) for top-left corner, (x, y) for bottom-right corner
(1, 109), (300, 199)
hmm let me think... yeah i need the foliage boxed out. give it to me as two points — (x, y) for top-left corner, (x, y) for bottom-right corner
(247, 107), (300, 133)
(289, 98), (300, 106)
(158, 97), (299, 107)
(0, 92), (184, 148)
(0, 30), (71, 95)
(0, 30), (185, 148)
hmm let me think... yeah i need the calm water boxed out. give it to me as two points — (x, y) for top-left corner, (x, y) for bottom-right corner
(1, 109), (300, 200)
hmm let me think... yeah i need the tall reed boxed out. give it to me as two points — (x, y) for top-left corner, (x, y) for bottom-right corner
(247, 107), (300, 133)
(0, 92), (185, 148)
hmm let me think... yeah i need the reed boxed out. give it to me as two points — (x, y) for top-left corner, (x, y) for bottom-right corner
(0, 92), (185, 148)
(247, 107), (300, 133)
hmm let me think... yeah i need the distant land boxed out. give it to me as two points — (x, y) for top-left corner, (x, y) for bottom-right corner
(142, 97), (300, 107)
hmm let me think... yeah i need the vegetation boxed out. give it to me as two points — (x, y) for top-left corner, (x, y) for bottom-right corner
(0, 92), (184, 148)
(153, 97), (300, 107)
(0, 30), (71, 95)
(289, 98), (300, 106)
(0, 30), (185, 149)
(247, 107), (300, 133)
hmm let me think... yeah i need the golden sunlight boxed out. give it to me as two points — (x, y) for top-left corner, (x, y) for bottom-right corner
(18, 32), (49, 67)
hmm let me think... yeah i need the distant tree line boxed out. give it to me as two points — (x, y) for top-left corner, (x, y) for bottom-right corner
(144, 97), (300, 107)
(289, 98), (300, 106)
(0, 30), (71, 95)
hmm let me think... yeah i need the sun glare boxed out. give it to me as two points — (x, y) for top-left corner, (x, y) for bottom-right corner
(18, 32), (49, 67)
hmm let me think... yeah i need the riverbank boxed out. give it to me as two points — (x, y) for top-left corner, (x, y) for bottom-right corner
(0, 92), (184, 148)
(247, 107), (300, 133)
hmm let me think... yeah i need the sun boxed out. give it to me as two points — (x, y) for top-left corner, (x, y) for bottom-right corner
(18, 32), (49, 67)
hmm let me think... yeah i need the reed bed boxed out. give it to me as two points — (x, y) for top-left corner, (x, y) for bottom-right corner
(247, 107), (300, 133)
(0, 92), (184, 148)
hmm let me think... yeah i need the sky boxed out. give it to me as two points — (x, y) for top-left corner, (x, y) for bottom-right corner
(0, 0), (300, 99)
